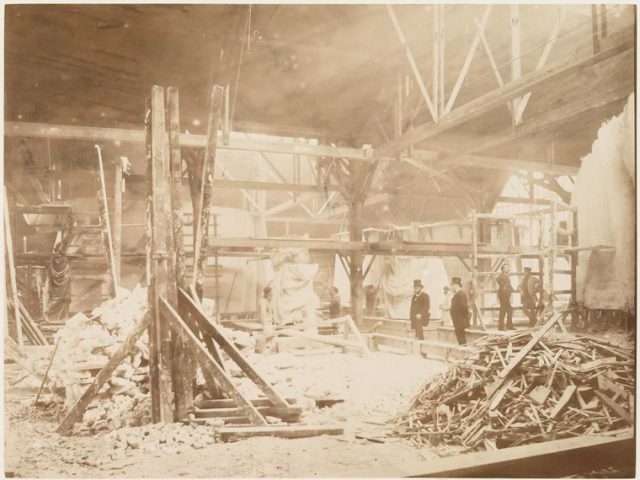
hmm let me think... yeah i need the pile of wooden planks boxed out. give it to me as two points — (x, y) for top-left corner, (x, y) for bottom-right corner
(395, 323), (634, 452)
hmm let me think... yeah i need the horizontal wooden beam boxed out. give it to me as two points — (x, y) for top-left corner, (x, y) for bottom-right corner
(376, 33), (633, 158)
(207, 236), (545, 257)
(4, 121), (372, 161)
(402, 430), (634, 478)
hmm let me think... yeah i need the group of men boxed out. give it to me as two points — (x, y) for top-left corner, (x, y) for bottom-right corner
(410, 277), (470, 345)
(410, 265), (543, 344)
(497, 264), (542, 330)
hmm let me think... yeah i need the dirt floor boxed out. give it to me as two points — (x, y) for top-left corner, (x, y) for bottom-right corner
(4, 351), (448, 478)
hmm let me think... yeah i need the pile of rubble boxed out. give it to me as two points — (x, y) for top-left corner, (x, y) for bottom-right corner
(49, 286), (151, 432)
(395, 331), (634, 452)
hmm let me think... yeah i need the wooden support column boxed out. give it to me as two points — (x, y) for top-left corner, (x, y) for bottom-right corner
(148, 85), (175, 423)
(591, 5), (601, 54)
(95, 145), (119, 297)
(4, 188), (22, 346)
(113, 160), (123, 284)
(191, 85), (225, 300)
(167, 87), (193, 420)
(349, 196), (364, 328)
(470, 210), (479, 326)
(510, 4), (522, 122)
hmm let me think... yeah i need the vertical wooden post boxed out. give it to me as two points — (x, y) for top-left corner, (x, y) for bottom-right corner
(191, 85), (225, 300)
(547, 198), (558, 310)
(470, 210), (478, 326)
(349, 196), (364, 327)
(95, 145), (119, 296)
(167, 87), (193, 420)
(113, 161), (123, 285)
(510, 4), (522, 121)
(591, 5), (601, 54)
(432, 7), (439, 119)
(149, 85), (175, 423)
(4, 188), (23, 346)
(438, 5), (445, 115)
(600, 5), (607, 38)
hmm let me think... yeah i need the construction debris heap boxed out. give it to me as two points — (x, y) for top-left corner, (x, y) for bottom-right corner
(395, 330), (634, 452)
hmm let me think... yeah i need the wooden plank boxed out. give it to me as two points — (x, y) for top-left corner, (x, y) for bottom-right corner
(149, 85), (175, 423)
(216, 424), (344, 442)
(198, 397), (299, 409)
(280, 329), (365, 352)
(385, 5), (437, 122)
(144, 95), (161, 422)
(167, 86), (193, 421)
(180, 299), (221, 399)
(94, 144), (119, 296)
(4, 187), (23, 346)
(594, 390), (632, 425)
(113, 159), (123, 284)
(178, 288), (289, 408)
(57, 314), (150, 434)
(192, 85), (229, 295)
(18, 301), (48, 345)
(5, 121), (371, 161)
(343, 314), (370, 355)
(4, 337), (45, 382)
(377, 36), (633, 158)
(402, 430), (634, 478)
(159, 297), (267, 426)
(550, 385), (577, 419)
(194, 405), (303, 419)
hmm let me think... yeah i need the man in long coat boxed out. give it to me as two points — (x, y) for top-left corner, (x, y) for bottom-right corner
(497, 263), (514, 331)
(409, 279), (430, 340)
(450, 277), (470, 345)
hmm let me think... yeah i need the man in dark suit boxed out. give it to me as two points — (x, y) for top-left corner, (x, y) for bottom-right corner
(450, 277), (470, 345)
(409, 279), (430, 340)
(497, 263), (514, 331)
(519, 267), (541, 327)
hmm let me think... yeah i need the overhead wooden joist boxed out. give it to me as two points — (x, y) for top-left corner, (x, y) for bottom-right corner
(4, 121), (371, 161)
(376, 31), (633, 158)
(207, 236), (547, 257)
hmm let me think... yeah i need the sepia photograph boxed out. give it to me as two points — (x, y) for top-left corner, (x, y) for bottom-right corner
(2, 3), (636, 478)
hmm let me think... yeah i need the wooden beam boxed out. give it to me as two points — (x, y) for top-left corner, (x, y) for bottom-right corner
(515, 7), (567, 124)
(167, 87), (193, 422)
(4, 188), (23, 346)
(386, 5), (438, 123)
(444, 6), (492, 114)
(215, 424), (344, 442)
(148, 85), (175, 423)
(113, 160), (123, 284)
(439, 80), (631, 172)
(510, 4), (522, 119)
(376, 35), (632, 158)
(178, 289), (290, 407)
(192, 85), (224, 296)
(402, 431), (634, 478)
(57, 313), (149, 435)
(159, 297), (267, 425)
(95, 145), (118, 296)
(4, 122), (371, 161)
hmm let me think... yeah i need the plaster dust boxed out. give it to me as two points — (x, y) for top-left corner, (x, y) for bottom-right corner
(5, 352), (447, 478)
(571, 94), (635, 311)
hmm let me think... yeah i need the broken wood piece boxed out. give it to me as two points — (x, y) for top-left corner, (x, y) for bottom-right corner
(549, 385), (577, 419)
(594, 390), (632, 425)
(160, 297), (268, 426)
(528, 385), (551, 406)
(215, 424), (344, 442)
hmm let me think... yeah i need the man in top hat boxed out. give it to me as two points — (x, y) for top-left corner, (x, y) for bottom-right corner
(409, 279), (430, 340)
(450, 277), (470, 345)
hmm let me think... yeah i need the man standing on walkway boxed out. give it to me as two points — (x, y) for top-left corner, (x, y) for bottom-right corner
(520, 267), (541, 327)
(450, 277), (470, 345)
(409, 279), (430, 340)
(497, 263), (514, 331)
